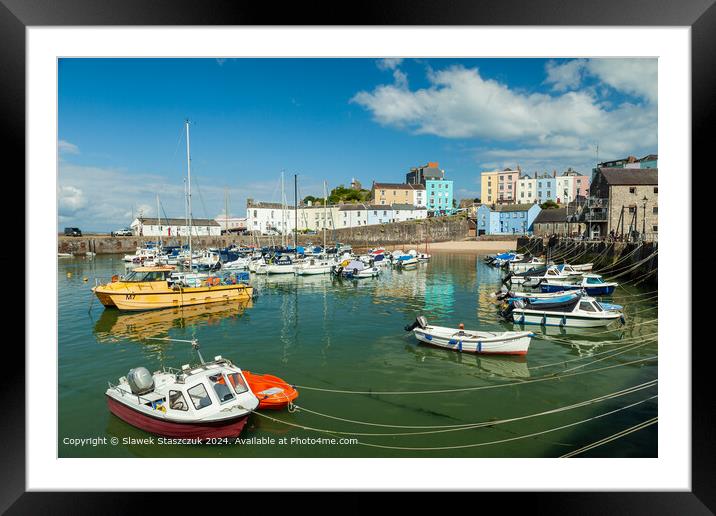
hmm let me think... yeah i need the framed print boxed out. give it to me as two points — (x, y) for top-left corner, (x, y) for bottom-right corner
(3, 0), (708, 512)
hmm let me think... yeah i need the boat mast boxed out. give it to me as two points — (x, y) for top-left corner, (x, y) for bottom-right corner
(323, 180), (327, 249)
(156, 193), (162, 249)
(185, 119), (193, 271)
(224, 187), (229, 234)
(281, 171), (286, 248)
(183, 178), (188, 251)
(294, 173), (298, 249)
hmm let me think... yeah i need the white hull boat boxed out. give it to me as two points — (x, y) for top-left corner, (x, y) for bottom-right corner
(294, 258), (332, 275)
(405, 316), (533, 355)
(506, 295), (624, 328)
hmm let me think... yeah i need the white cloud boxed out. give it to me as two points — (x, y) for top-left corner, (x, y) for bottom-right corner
(377, 58), (403, 71)
(58, 140), (79, 154)
(585, 59), (657, 103)
(352, 64), (656, 174)
(545, 59), (586, 91)
(545, 58), (657, 103)
(58, 185), (86, 213)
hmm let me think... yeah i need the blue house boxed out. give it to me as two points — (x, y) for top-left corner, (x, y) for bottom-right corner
(426, 179), (454, 215)
(536, 173), (556, 204)
(476, 203), (541, 235)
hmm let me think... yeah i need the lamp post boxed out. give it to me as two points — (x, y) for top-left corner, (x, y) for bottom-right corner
(641, 195), (648, 241)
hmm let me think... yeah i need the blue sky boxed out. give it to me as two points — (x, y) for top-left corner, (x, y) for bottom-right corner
(58, 58), (657, 231)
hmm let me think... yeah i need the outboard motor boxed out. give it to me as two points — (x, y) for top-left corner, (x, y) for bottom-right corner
(404, 315), (428, 332)
(127, 367), (154, 395)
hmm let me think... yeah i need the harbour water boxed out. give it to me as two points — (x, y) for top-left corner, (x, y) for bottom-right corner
(59, 253), (657, 458)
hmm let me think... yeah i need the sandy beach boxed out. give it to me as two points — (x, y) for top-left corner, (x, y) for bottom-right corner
(428, 240), (517, 254)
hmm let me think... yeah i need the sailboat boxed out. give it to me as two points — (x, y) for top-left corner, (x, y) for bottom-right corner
(93, 120), (253, 310)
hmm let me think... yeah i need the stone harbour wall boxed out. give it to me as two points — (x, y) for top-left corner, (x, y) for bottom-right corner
(58, 217), (475, 255)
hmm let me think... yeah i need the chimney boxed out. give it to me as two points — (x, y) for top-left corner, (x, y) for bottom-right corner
(553, 170), (557, 178)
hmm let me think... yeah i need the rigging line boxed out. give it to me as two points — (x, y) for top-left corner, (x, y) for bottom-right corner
(191, 172), (210, 221)
(354, 396), (658, 451)
(268, 380), (657, 433)
(290, 356), (658, 395)
(560, 416), (658, 458)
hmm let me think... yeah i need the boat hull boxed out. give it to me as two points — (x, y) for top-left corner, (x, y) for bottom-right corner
(106, 396), (250, 439)
(540, 284), (616, 296)
(414, 329), (531, 355)
(95, 284), (253, 311)
(512, 310), (621, 327)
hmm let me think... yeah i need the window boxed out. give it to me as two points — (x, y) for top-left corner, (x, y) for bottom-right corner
(209, 374), (235, 403)
(653, 187), (658, 194)
(629, 187), (636, 194)
(169, 390), (188, 411)
(188, 383), (212, 410)
(579, 301), (597, 312)
(653, 207), (658, 215)
(653, 225), (658, 232)
(628, 207), (636, 214)
(227, 372), (249, 395)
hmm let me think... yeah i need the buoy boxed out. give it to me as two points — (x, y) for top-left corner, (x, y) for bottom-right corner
(66, 272), (72, 278)
(458, 323), (464, 330)
(83, 277), (88, 282)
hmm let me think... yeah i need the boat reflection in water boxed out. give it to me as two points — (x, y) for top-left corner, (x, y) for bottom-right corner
(406, 343), (530, 378)
(94, 299), (253, 344)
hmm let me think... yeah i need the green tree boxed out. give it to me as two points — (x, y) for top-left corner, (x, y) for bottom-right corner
(540, 200), (559, 209)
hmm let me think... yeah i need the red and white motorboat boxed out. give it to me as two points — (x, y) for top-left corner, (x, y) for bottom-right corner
(105, 339), (259, 439)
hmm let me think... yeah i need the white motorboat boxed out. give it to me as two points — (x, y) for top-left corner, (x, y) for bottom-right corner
(507, 264), (584, 286)
(503, 294), (624, 328)
(508, 257), (547, 274)
(223, 256), (251, 270)
(417, 253), (431, 261)
(405, 316), (533, 355)
(571, 263), (594, 272)
(294, 257), (333, 275)
(333, 260), (380, 278)
(105, 339), (259, 438)
(255, 255), (295, 275)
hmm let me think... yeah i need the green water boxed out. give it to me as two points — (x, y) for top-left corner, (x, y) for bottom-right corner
(58, 254), (657, 458)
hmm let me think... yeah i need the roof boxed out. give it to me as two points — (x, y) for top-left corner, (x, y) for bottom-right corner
(533, 208), (568, 224)
(339, 204), (367, 211)
(246, 201), (294, 209)
(492, 203), (538, 213)
(598, 168), (658, 185)
(392, 203), (425, 210)
(373, 183), (425, 190)
(136, 217), (220, 227)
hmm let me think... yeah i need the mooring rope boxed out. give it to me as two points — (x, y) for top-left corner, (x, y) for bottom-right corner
(560, 416), (658, 458)
(252, 380), (657, 437)
(352, 395), (658, 451)
(289, 356), (657, 395)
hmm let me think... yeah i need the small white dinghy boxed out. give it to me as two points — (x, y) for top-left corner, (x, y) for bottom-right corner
(405, 316), (533, 355)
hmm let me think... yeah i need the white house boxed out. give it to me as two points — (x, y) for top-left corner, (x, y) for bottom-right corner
(130, 217), (221, 237)
(214, 216), (247, 233)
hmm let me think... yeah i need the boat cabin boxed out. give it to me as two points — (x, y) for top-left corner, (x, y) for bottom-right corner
(107, 358), (258, 422)
(121, 266), (176, 282)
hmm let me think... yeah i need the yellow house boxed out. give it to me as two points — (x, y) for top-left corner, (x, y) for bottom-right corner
(371, 183), (426, 207)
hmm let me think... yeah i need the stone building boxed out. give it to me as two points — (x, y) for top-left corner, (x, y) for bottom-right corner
(532, 208), (586, 237)
(586, 168), (658, 241)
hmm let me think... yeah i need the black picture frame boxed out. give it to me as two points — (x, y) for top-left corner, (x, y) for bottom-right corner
(4, 0), (705, 512)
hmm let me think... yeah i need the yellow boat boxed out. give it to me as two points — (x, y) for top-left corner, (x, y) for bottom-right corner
(92, 265), (253, 311)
